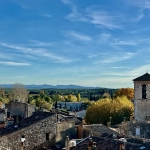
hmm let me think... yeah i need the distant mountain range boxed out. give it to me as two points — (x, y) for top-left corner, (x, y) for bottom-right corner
(0, 84), (100, 89)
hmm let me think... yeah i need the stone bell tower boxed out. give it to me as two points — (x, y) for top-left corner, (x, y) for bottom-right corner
(133, 73), (150, 122)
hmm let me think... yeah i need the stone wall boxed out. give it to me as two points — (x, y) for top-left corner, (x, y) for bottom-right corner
(6, 101), (35, 118)
(127, 121), (150, 138)
(115, 121), (150, 139)
(56, 122), (76, 148)
(0, 114), (57, 150)
(134, 81), (150, 121)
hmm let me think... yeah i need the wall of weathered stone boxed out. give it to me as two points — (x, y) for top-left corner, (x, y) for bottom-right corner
(6, 101), (35, 118)
(56, 122), (76, 148)
(134, 81), (150, 121)
(0, 114), (57, 150)
(117, 121), (150, 139)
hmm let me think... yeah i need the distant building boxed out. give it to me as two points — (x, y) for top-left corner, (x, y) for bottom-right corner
(6, 101), (36, 118)
(133, 73), (150, 122)
(57, 102), (85, 111)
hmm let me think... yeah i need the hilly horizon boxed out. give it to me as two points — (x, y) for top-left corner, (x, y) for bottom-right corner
(0, 84), (101, 89)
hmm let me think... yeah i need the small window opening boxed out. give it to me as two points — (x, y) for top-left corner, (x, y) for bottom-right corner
(142, 84), (147, 99)
(46, 133), (49, 140)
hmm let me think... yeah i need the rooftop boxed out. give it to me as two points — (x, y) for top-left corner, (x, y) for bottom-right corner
(0, 112), (56, 136)
(76, 136), (145, 150)
(133, 73), (150, 81)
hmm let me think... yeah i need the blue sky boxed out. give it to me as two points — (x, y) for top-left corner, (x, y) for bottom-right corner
(0, 0), (150, 88)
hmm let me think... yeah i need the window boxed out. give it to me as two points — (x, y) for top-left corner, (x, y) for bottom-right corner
(46, 133), (50, 140)
(142, 84), (147, 99)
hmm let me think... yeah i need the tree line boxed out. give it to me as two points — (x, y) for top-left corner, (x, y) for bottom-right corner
(0, 83), (134, 125)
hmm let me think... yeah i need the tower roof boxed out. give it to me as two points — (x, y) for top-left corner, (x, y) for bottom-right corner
(133, 73), (150, 81)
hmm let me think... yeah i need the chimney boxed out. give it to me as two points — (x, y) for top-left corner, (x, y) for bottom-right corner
(78, 124), (83, 139)
(107, 122), (111, 127)
(74, 111), (76, 117)
(4, 109), (7, 126)
(70, 140), (76, 150)
(119, 143), (124, 150)
(123, 117), (126, 123)
(70, 146), (76, 150)
(87, 138), (93, 150)
(92, 142), (97, 150)
(40, 107), (44, 112)
(65, 136), (70, 150)
(1, 103), (5, 109)
(34, 107), (37, 113)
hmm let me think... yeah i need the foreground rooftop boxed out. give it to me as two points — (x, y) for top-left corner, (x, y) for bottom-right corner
(0, 112), (55, 136)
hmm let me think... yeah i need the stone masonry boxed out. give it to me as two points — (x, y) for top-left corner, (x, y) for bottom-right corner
(6, 101), (36, 118)
(0, 112), (57, 150)
(133, 73), (150, 122)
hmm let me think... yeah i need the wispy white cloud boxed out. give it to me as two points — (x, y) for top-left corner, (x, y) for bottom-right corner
(0, 42), (75, 63)
(64, 2), (122, 30)
(0, 76), (26, 79)
(29, 40), (54, 47)
(134, 11), (144, 22)
(87, 53), (108, 59)
(127, 64), (150, 77)
(113, 40), (138, 46)
(111, 67), (125, 69)
(0, 61), (30, 66)
(75, 64), (150, 87)
(61, 0), (71, 5)
(66, 7), (88, 22)
(65, 31), (92, 41)
(127, 0), (150, 9)
(86, 9), (122, 29)
(95, 52), (135, 64)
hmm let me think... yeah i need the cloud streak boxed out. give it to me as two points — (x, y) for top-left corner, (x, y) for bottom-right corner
(63, 2), (122, 30)
(86, 9), (122, 29)
(0, 61), (30, 66)
(95, 52), (136, 64)
(65, 31), (92, 41)
(0, 42), (74, 63)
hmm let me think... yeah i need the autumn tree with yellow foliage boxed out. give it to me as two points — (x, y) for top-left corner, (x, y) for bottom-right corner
(115, 88), (134, 100)
(85, 96), (134, 125)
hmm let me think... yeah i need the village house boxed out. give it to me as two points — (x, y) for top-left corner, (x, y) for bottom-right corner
(0, 111), (57, 150)
(6, 101), (37, 118)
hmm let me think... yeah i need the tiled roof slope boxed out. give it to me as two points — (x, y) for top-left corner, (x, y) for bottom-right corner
(133, 73), (150, 81)
(76, 136), (143, 150)
(0, 112), (55, 136)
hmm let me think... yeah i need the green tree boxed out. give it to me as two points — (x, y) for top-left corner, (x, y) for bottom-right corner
(115, 88), (134, 100)
(77, 93), (81, 101)
(85, 96), (134, 125)
(45, 96), (51, 102)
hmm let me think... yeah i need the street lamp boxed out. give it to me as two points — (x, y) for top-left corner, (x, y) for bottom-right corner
(21, 136), (25, 150)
